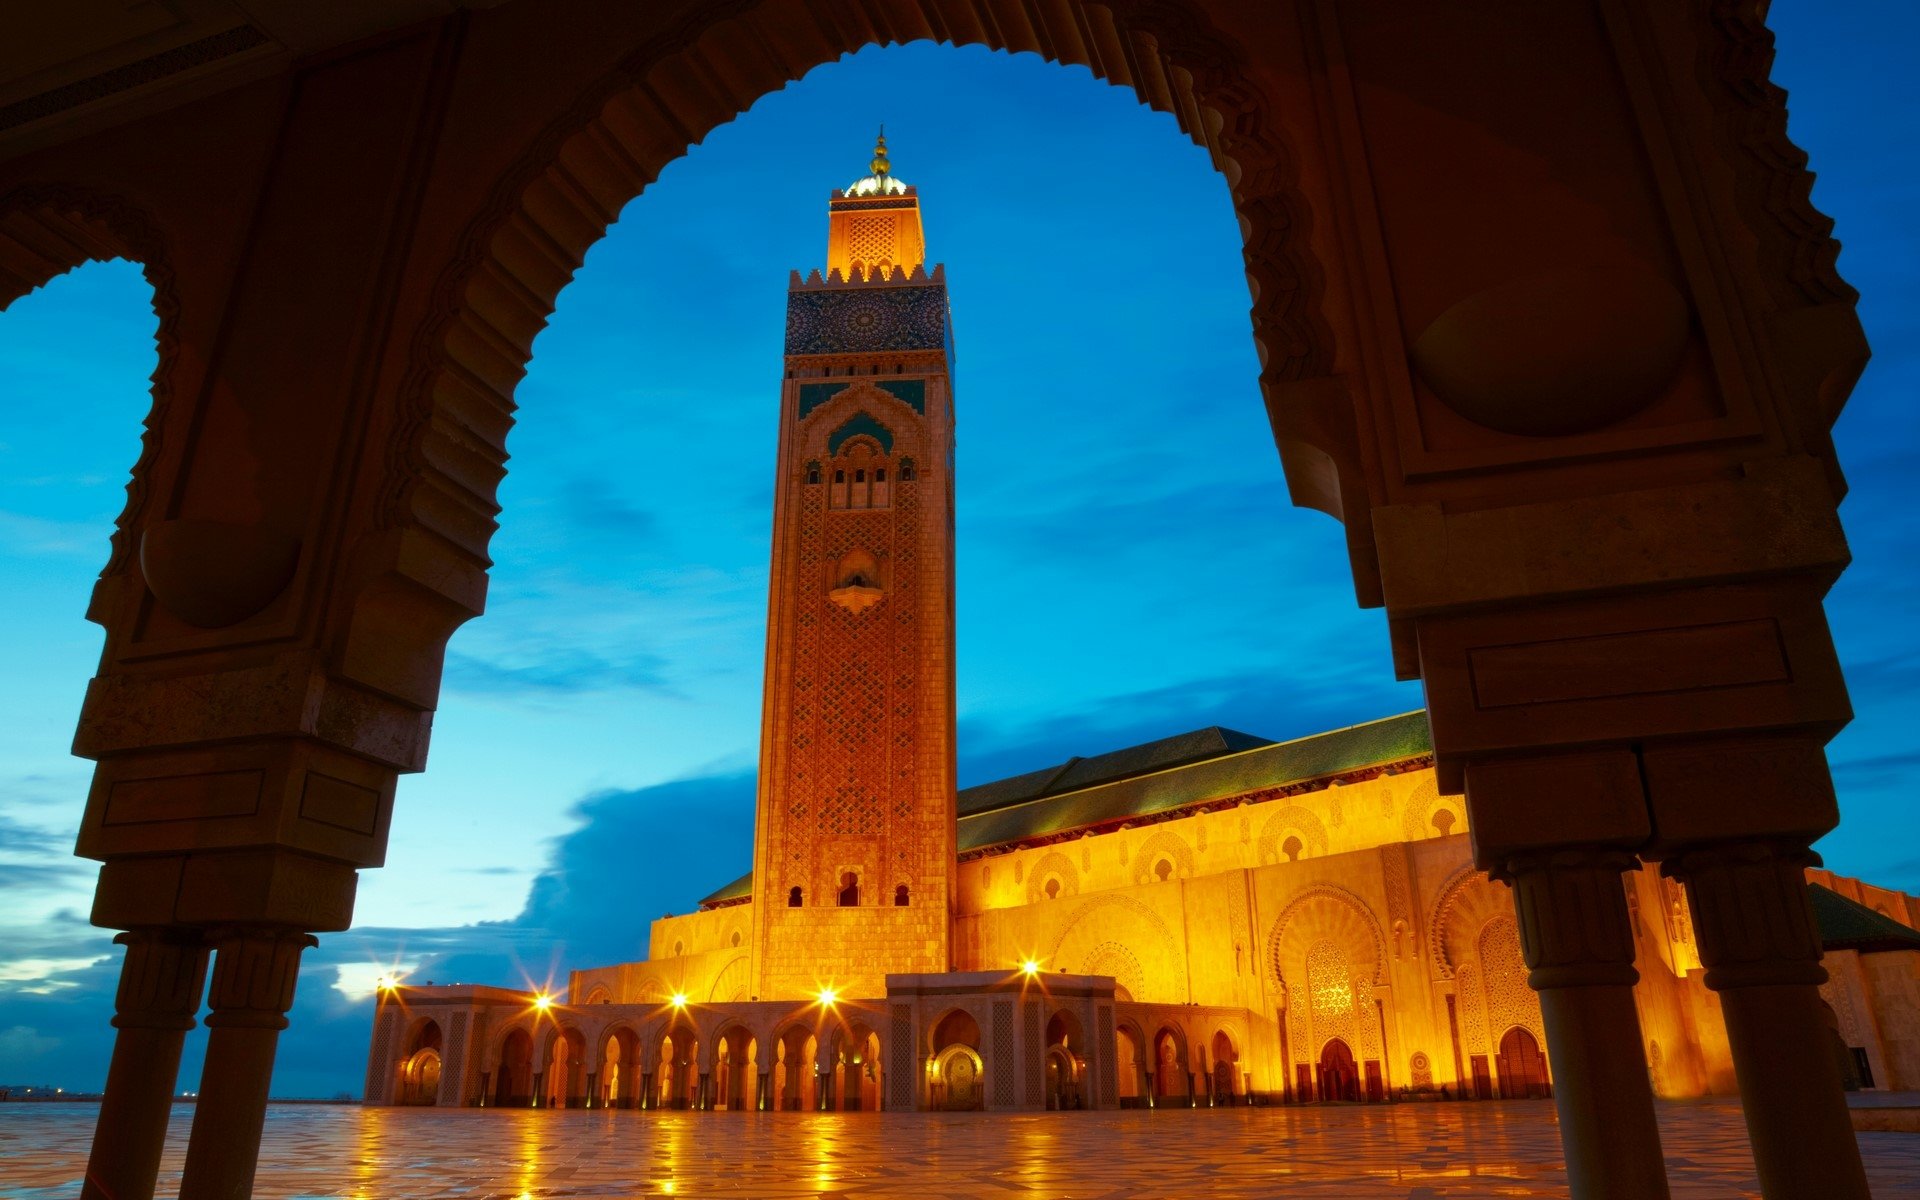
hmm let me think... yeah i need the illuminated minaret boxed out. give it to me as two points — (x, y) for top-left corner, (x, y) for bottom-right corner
(748, 133), (958, 1000)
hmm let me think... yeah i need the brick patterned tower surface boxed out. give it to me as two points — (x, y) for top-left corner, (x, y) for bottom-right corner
(749, 133), (957, 1000)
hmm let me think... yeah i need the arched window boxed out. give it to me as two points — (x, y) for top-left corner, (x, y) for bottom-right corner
(806, 462), (821, 484)
(894, 884), (910, 907)
(1154, 858), (1173, 882)
(837, 872), (860, 907)
(898, 458), (916, 482)
(788, 886), (803, 907)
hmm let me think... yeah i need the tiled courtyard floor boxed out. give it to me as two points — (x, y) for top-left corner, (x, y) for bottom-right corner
(3, 1100), (1918, 1199)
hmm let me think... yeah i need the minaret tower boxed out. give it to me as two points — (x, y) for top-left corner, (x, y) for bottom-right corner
(749, 133), (958, 1000)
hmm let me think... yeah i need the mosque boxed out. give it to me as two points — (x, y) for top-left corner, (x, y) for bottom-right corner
(364, 140), (1920, 1114)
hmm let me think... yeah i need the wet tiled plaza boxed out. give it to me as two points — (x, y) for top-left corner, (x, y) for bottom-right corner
(3, 1100), (1917, 1198)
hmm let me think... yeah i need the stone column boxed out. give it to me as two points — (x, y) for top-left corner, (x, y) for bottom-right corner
(81, 930), (209, 1200)
(1498, 851), (1670, 1200)
(178, 928), (316, 1200)
(1666, 841), (1870, 1200)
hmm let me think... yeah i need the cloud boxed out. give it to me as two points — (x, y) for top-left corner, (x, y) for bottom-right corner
(0, 1024), (59, 1059)
(442, 646), (673, 696)
(0, 510), (112, 559)
(560, 477), (662, 541)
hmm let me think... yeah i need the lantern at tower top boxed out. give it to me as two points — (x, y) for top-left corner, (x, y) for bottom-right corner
(827, 128), (926, 282)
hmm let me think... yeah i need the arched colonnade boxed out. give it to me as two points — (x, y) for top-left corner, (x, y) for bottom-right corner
(0, 2), (1872, 1198)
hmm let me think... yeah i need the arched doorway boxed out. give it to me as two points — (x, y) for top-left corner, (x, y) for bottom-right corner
(1045, 1011), (1086, 1110)
(1497, 1028), (1550, 1100)
(543, 1027), (588, 1108)
(1318, 1039), (1358, 1103)
(493, 1028), (532, 1108)
(1114, 1023), (1148, 1108)
(656, 1024), (700, 1110)
(397, 1019), (443, 1106)
(831, 1024), (881, 1111)
(930, 1009), (983, 1111)
(771, 1026), (818, 1112)
(713, 1026), (758, 1111)
(599, 1026), (644, 1108)
(1210, 1031), (1238, 1105)
(1152, 1028), (1189, 1106)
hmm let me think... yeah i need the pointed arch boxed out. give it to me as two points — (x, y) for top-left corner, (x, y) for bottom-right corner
(0, 184), (180, 578)
(373, 0), (1336, 670)
(1268, 882), (1389, 988)
(1256, 805), (1330, 863)
(1131, 829), (1195, 885)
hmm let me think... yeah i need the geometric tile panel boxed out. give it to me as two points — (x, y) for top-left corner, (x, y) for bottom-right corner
(785, 286), (949, 355)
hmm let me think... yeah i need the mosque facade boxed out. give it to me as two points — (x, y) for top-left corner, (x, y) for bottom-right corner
(364, 144), (1920, 1114)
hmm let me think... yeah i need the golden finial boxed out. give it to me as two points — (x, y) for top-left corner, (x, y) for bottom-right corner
(870, 124), (889, 177)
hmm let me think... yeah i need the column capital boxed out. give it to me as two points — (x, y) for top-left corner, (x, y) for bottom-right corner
(203, 928), (319, 1031)
(1493, 849), (1640, 990)
(1662, 839), (1825, 989)
(109, 930), (210, 1032)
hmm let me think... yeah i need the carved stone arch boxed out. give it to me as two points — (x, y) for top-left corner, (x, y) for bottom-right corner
(1131, 829), (1195, 885)
(488, 1016), (536, 1073)
(594, 1019), (645, 1072)
(1049, 894), (1182, 1004)
(1079, 940), (1145, 1002)
(1428, 864), (1510, 980)
(1267, 883), (1389, 988)
(1256, 805), (1330, 863)
(1476, 914), (1545, 1054)
(1400, 778), (1465, 842)
(708, 953), (749, 1002)
(0, 184), (181, 578)
(1027, 850), (1080, 903)
(377, 0), (1335, 666)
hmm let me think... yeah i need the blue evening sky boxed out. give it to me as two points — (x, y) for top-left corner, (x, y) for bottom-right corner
(0, 6), (1913, 1096)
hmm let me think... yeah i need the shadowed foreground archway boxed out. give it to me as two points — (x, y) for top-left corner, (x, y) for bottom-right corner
(0, 3), (1875, 1199)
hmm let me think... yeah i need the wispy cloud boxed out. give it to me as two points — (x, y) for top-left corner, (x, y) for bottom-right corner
(442, 646), (674, 696)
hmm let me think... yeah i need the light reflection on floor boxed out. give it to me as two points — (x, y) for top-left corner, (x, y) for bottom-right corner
(2, 1100), (1917, 1198)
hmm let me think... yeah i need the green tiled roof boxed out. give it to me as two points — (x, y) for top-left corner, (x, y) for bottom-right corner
(957, 711), (1431, 853)
(958, 726), (1277, 817)
(698, 870), (754, 908)
(1811, 883), (1920, 953)
(696, 711), (1434, 909)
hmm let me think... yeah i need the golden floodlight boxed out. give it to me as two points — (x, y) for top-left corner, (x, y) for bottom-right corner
(375, 975), (397, 992)
(1020, 959), (1041, 977)
(817, 987), (838, 1008)
(670, 992), (688, 1009)
(532, 993), (554, 1012)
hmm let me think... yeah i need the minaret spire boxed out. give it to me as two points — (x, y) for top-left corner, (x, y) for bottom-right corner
(871, 124), (889, 178)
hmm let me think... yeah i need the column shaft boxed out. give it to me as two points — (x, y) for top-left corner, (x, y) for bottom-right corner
(1669, 842), (1869, 1200)
(82, 931), (209, 1200)
(179, 929), (315, 1200)
(1502, 851), (1671, 1200)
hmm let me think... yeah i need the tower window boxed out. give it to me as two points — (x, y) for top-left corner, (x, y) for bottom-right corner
(854, 469), (866, 483)
(834, 469), (845, 484)
(837, 872), (860, 907)
(875, 468), (886, 483)
(788, 886), (803, 907)
(894, 884), (910, 907)
(806, 464), (821, 484)
(899, 461), (916, 482)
